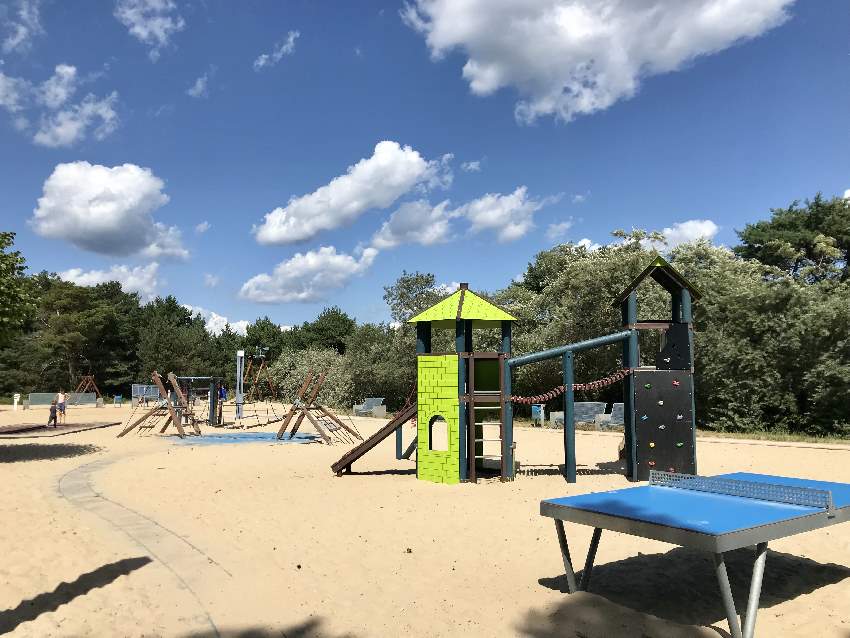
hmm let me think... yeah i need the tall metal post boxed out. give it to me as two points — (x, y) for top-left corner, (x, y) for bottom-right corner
(235, 349), (244, 419)
(209, 380), (218, 426)
(563, 350), (576, 483)
(503, 358), (514, 480)
(456, 320), (468, 481)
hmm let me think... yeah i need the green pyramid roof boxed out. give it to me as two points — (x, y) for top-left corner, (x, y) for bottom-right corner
(408, 284), (515, 327)
(612, 255), (701, 306)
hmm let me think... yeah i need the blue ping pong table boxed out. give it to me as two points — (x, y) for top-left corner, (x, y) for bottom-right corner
(540, 471), (850, 638)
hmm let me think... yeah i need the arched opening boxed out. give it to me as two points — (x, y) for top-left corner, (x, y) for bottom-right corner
(428, 415), (448, 451)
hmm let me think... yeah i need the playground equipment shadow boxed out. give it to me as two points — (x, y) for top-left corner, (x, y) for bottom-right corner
(173, 431), (319, 446)
(0, 556), (152, 634)
(0, 443), (101, 463)
(181, 617), (359, 638)
(531, 546), (850, 632)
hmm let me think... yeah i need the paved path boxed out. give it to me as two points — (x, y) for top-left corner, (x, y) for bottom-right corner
(57, 453), (231, 636)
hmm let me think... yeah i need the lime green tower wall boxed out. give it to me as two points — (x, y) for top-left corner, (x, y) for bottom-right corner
(416, 355), (460, 484)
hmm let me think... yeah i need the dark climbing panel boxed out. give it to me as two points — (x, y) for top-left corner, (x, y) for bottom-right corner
(655, 323), (692, 370)
(633, 369), (696, 481)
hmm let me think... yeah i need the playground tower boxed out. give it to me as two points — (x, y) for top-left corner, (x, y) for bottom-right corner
(408, 284), (516, 484)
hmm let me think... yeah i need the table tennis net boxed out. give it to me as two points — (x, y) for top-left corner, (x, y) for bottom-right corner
(649, 471), (835, 515)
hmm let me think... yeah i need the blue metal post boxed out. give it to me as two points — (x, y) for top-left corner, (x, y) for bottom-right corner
(681, 289), (697, 473)
(563, 351), (576, 483)
(503, 352), (514, 480)
(456, 320), (468, 481)
(501, 321), (512, 355)
(623, 329), (639, 480)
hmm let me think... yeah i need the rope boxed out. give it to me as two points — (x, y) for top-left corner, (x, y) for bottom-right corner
(510, 369), (630, 405)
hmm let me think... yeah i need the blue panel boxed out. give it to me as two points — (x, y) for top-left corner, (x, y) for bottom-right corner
(542, 472), (850, 536)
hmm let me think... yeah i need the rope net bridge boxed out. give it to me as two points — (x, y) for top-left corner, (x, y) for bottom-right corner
(509, 369), (630, 405)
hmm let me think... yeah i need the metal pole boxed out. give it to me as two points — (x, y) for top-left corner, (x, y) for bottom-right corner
(714, 552), (743, 638)
(395, 427), (403, 459)
(563, 351), (576, 483)
(503, 352), (514, 480)
(235, 350), (244, 420)
(507, 331), (632, 368)
(579, 527), (602, 591)
(742, 542), (768, 638)
(554, 520), (578, 593)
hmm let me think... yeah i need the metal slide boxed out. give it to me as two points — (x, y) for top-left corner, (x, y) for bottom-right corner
(331, 403), (417, 476)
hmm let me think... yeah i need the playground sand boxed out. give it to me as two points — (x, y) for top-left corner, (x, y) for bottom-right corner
(0, 408), (848, 637)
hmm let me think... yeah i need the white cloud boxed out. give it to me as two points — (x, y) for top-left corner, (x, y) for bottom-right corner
(572, 192), (588, 204)
(195, 220), (211, 234)
(455, 186), (549, 242)
(546, 219), (573, 241)
(203, 273), (219, 288)
(60, 262), (160, 299)
(461, 160), (481, 172)
(576, 237), (601, 251)
(186, 66), (215, 98)
(114, 0), (185, 61)
(371, 199), (455, 249)
(254, 141), (446, 245)
(240, 246), (377, 303)
(659, 219), (719, 248)
(843, 189), (849, 200)
(31, 161), (188, 259)
(254, 30), (300, 71)
(0, 64), (119, 146)
(2, 0), (43, 54)
(182, 304), (249, 336)
(434, 281), (460, 295)
(33, 91), (118, 147)
(141, 222), (188, 260)
(403, 0), (792, 124)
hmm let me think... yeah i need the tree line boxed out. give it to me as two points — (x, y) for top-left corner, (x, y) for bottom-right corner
(0, 193), (848, 436)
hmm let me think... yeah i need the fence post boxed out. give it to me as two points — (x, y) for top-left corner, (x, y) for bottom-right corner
(563, 350), (576, 483)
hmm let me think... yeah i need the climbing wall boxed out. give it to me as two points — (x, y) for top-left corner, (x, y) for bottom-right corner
(416, 355), (461, 484)
(632, 369), (696, 481)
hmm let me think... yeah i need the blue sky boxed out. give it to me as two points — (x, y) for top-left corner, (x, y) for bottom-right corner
(1, 1), (848, 332)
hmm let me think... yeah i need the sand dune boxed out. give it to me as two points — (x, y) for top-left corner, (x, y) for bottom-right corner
(0, 404), (848, 637)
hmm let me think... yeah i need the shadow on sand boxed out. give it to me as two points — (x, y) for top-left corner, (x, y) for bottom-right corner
(0, 556), (152, 634)
(183, 618), (359, 638)
(520, 546), (850, 637)
(0, 443), (101, 463)
(519, 460), (625, 479)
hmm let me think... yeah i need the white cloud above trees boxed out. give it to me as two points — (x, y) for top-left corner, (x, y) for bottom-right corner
(1, 0), (43, 54)
(240, 246), (377, 303)
(254, 30), (300, 71)
(31, 161), (188, 259)
(403, 0), (793, 123)
(253, 141), (451, 245)
(60, 262), (160, 299)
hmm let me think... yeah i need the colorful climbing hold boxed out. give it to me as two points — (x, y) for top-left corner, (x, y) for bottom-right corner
(672, 380), (681, 387)
(663, 357), (671, 363)
(676, 414), (683, 420)
(648, 460), (656, 467)
(668, 467), (675, 472)
(649, 442), (655, 448)
(658, 424), (666, 430)
(644, 383), (652, 389)
(641, 414), (648, 421)
(676, 442), (684, 447)
(657, 400), (664, 406)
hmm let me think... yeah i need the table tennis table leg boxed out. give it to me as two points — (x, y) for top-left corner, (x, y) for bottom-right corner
(554, 521), (602, 594)
(713, 552), (743, 638)
(742, 542), (768, 638)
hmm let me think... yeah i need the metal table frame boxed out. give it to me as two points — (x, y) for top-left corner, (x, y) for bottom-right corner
(540, 497), (848, 638)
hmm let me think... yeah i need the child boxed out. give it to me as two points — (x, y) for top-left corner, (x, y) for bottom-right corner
(47, 400), (58, 428)
(56, 389), (66, 424)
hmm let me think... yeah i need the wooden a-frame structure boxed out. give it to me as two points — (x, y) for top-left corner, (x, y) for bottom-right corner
(276, 371), (362, 444)
(117, 371), (201, 438)
(69, 374), (102, 405)
(244, 355), (278, 402)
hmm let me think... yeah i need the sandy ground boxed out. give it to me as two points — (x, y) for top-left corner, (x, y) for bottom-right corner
(0, 403), (848, 637)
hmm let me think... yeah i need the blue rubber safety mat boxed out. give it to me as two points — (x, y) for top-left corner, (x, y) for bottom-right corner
(174, 431), (319, 445)
(542, 472), (850, 536)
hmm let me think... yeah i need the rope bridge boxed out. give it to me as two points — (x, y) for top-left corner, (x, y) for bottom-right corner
(510, 369), (630, 405)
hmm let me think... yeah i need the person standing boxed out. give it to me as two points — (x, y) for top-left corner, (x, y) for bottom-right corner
(47, 400), (58, 428)
(56, 389), (66, 424)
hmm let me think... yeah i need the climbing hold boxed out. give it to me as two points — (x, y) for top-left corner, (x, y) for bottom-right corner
(649, 442), (655, 448)
(672, 380), (681, 387)
(658, 424), (666, 430)
(668, 467), (675, 472)
(676, 442), (684, 447)
(676, 414), (683, 420)
(640, 414), (648, 421)
(644, 383), (652, 389)
(657, 400), (664, 406)
(663, 357), (671, 363)
(648, 460), (656, 467)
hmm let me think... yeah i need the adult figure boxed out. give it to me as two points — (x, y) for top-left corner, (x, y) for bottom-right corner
(56, 388), (66, 424)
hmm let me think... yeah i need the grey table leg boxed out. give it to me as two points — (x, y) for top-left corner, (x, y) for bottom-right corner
(714, 552), (743, 638)
(554, 519), (579, 593)
(742, 542), (768, 638)
(579, 527), (602, 591)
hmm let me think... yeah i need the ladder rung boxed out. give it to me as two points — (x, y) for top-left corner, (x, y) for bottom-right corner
(474, 438), (502, 442)
(477, 421), (501, 426)
(474, 406), (500, 410)
(474, 454), (503, 459)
